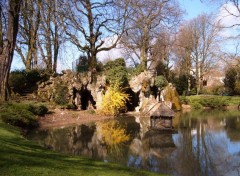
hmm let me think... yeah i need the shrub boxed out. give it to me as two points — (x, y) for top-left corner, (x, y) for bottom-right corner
(0, 103), (39, 128)
(9, 69), (49, 94)
(224, 67), (238, 95)
(191, 102), (203, 109)
(235, 81), (240, 95)
(155, 75), (168, 88)
(53, 82), (69, 105)
(199, 97), (228, 108)
(173, 74), (196, 96)
(210, 85), (225, 95)
(96, 61), (104, 72)
(189, 88), (197, 95)
(9, 70), (27, 94)
(98, 83), (129, 116)
(127, 64), (143, 78)
(28, 104), (48, 116)
(181, 95), (234, 109)
(104, 58), (128, 88)
(66, 104), (77, 109)
(173, 74), (188, 95)
(180, 96), (189, 104)
(0, 103), (48, 128)
(162, 84), (182, 110)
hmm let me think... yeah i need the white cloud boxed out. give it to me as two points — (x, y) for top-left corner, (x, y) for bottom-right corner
(216, 2), (240, 38)
(97, 35), (124, 62)
(213, 2), (240, 55)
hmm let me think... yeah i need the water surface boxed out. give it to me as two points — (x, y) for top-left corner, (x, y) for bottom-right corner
(28, 110), (240, 176)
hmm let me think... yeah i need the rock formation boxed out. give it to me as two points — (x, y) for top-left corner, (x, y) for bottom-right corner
(37, 70), (106, 110)
(129, 71), (181, 114)
(37, 69), (181, 112)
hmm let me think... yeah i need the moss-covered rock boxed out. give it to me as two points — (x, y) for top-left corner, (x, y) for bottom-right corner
(162, 83), (181, 111)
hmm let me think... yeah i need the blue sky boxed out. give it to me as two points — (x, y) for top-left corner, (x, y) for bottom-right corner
(180, 0), (217, 20)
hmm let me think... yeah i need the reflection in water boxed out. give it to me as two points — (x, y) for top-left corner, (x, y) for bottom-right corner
(97, 121), (130, 158)
(28, 110), (240, 176)
(172, 110), (240, 176)
(128, 131), (176, 173)
(97, 121), (130, 146)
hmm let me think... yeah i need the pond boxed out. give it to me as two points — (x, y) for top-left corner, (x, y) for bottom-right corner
(27, 110), (240, 176)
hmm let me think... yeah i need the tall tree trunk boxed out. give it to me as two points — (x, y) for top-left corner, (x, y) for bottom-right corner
(196, 57), (200, 95)
(0, 0), (22, 102)
(140, 47), (147, 71)
(187, 51), (192, 94)
(53, 20), (59, 73)
(45, 6), (52, 73)
(52, 0), (59, 73)
(53, 32), (59, 73)
(33, 39), (38, 69)
(140, 26), (149, 71)
(88, 52), (97, 70)
(0, 6), (3, 49)
(33, 0), (42, 69)
(25, 47), (32, 71)
(45, 26), (52, 73)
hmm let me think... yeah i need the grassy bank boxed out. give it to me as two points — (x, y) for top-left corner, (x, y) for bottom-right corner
(180, 95), (240, 109)
(0, 120), (159, 176)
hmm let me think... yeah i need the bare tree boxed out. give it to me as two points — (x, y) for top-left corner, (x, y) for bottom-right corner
(37, 0), (63, 73)
(15, 0), (41, 71)
(0, 4), (2, 49)
(0, 0), (22, 101)
(151, 30), (175, 80)
(0, 0), (8, 53)
(214, 0), (240, 70)
(174, 13), (221, 94)
(11, 0), (64, 73)
(60, 0), (127, 70)
(192, 14), (221, 94)
(202, 0), (240, 27)
(219, 43), (240, 77)
(121, 0), (182, 71)
(174, 23), (194, 93)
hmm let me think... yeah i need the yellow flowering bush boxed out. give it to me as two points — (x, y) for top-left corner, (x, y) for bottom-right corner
(98, 82), (129, 116)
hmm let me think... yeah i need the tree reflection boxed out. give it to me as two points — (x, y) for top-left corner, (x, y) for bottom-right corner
(27, 110), (240, 175)
(29, 124), (108, 159)
(225, 116), (240, 141)
(174, 110), (240, 176)
(128, 129), (176, 174)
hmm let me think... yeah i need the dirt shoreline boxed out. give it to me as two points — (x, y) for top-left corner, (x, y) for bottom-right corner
(38, 105), (239, 129)
(38, 109), (113, 129)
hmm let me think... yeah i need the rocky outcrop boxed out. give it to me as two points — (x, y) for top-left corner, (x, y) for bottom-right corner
(37, 70), (106, 110)
(129, 71), (155, 93)
(129, 71), (181, 113)
(129, 71), (156, 112)
(37, 69), (181, 112)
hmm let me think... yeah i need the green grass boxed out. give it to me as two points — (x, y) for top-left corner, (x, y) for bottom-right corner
(180, 95), (240, 109)
(0, 120), (160, 176)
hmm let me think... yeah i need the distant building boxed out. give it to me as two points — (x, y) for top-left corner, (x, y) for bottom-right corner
(203, 69), (225, 88)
